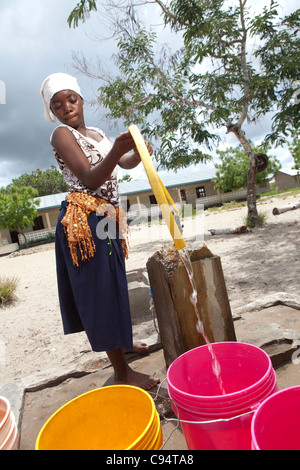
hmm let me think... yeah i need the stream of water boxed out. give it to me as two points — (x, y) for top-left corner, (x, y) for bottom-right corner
(179, 247), (226, 395)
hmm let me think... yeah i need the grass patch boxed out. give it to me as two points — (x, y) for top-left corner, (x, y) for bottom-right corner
(243, 212), (267, 228)
(0, 276), (19, 305)
(207, 187), (300, 214)
(207, 200), (247, 213)
(258, 186), (300, 199)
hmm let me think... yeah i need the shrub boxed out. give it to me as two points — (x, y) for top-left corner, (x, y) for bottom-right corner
(243, 212), (267, 228)
(0, 276), (19, 305)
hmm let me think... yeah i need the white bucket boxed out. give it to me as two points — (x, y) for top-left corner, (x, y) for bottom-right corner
(0, 396), (18, 450)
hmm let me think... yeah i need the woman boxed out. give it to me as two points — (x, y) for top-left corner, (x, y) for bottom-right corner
(40, 72), (159, 390)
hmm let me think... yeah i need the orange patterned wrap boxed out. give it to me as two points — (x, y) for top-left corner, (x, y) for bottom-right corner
(61, 192), (128, 267)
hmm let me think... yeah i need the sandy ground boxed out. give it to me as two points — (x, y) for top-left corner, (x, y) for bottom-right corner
(0, 193), (299, 387)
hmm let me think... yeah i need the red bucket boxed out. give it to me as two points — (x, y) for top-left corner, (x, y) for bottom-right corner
(251, 386), (300, 450)
(167, 342), (277, 450)
(0, 396), (18, 450)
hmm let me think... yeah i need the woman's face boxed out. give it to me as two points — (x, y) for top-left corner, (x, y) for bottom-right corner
(50, 89), (84, 128)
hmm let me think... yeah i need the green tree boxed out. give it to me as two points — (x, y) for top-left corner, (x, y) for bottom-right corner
(8, 166), (68, 196)
(289, 131), (300, 174)
(118, 173), (133, 183)
(0, 186), (40, 247)
(68, 0), (299, 225)
(67, 0), (97, 28)
(214, 144), (281, 192)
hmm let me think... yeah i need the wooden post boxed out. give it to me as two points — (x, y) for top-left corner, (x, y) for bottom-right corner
(146, 244), (236, 367)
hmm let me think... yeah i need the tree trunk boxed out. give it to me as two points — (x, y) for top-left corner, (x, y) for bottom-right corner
(273, 202), (300, 215)
(227, 124), (259, 225)
(19, 229), (29, 248)
(247, 152), (259, 225)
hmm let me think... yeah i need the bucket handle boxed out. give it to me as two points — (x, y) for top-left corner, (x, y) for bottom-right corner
(150, 378), (259, 448)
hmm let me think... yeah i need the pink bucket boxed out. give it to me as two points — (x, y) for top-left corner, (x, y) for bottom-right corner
(167, 342), (277, 450)
(0, 396), (18, 450)
(251, 386), (300, 450)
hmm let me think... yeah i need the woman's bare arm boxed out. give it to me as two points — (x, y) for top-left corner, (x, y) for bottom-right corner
(51, 127), (137, 190)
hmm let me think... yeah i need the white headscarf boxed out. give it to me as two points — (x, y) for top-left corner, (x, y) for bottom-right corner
(40, 73), (83, 122)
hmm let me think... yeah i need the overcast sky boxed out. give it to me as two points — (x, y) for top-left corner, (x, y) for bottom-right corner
(0, 0), (298, 188)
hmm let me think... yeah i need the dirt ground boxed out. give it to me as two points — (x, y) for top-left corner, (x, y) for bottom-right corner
(0, 192), (299, 387)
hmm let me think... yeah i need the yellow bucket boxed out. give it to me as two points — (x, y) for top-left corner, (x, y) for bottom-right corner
(35, 385), (162, 450)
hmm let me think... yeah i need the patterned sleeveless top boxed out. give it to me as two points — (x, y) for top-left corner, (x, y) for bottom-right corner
(51, 124), (120, 206)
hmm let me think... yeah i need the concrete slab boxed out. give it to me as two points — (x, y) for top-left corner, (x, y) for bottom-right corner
(235, 304), (300, 367)
(18, 349), (188, 451)
(2, 300), (300, 451)
(17, 349), (300, 450)
(0, 243), (19, 255)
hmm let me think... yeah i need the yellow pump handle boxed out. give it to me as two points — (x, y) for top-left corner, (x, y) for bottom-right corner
(128, 125), (186, 250)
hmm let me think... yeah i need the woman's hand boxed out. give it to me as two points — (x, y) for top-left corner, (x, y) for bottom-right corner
(117, 134), (153, 170)
(133, 140), (153, 161)
(111, 132), (138, 159)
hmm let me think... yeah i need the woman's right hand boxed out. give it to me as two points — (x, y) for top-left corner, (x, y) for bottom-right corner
(112, 132), (137, 159)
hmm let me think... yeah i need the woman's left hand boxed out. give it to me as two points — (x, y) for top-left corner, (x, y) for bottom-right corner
(133, 140), (153, 160)
(117, 134), (153, 170)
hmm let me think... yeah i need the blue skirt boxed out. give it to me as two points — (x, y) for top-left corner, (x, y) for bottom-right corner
(55, 201), (133, 352)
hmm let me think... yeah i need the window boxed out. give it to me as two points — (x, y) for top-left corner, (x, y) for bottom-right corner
(149, 195), (157, 205)
(120, 198), (130, 212)
(196, 186), (206, 198)
(33, 215), (44, 231)
(180, 189), (187, 203)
